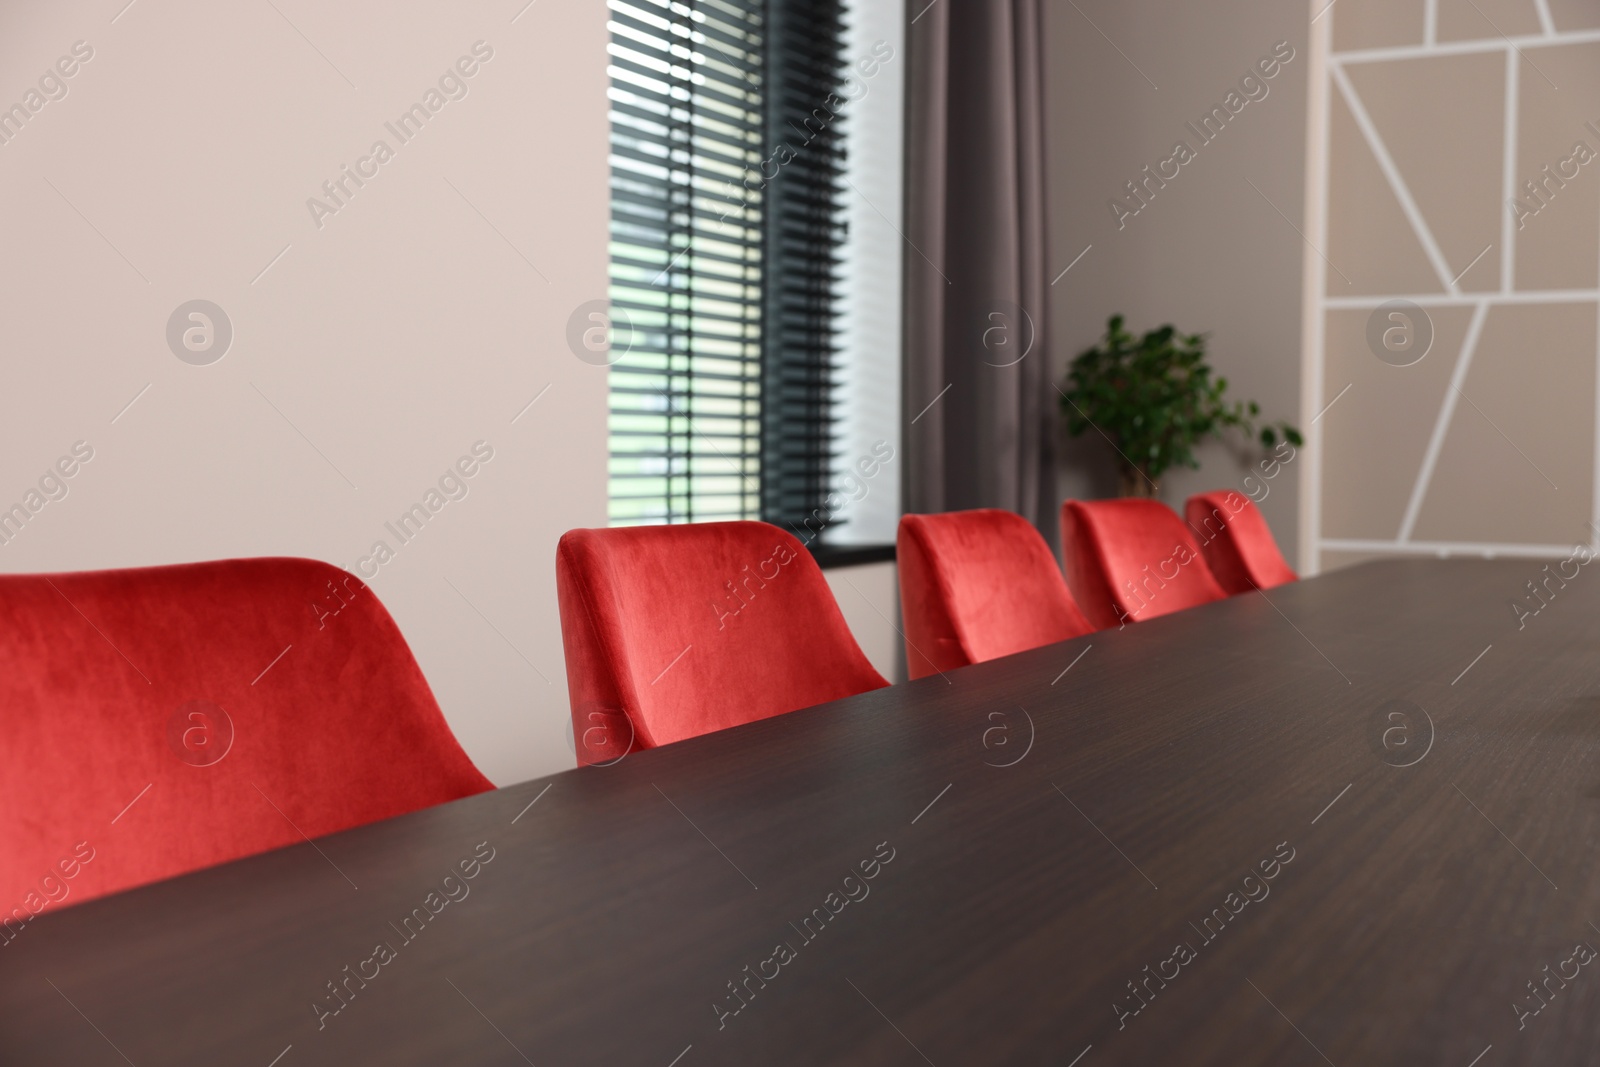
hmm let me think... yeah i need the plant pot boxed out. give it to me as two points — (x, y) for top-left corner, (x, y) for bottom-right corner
(1119, 467), (1160, 499)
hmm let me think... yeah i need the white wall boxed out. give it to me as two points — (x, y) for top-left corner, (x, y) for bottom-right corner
(0, 0), (610, 785)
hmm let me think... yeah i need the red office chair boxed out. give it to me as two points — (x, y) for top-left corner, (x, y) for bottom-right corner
(556, 521), (888, 764)
(1060, 499), (1227, 629)
(1184, 490), (1298, 595)
(897, 509), (1095, 679)
(0, 558), (492, 920)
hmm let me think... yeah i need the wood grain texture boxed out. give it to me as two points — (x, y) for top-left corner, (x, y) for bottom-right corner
(3, 559), (1597, 1065)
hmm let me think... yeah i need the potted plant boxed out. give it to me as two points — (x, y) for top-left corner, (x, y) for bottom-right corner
(1060, 315), (1302, 498)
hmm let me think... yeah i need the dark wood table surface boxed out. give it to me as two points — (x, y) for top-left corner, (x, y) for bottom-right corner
(5, 558), (1599, 1066)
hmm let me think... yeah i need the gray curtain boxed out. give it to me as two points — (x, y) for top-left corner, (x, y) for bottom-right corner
(903, 0), (1056, 532)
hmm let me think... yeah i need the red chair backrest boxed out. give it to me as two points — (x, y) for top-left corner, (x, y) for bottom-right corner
(1060, 499), (1227, 629)
(0, 558), (492, 922)
(1184, 490), (1298, 595)
(556, 521), (887, 763)
(898, 509), (1094, 679)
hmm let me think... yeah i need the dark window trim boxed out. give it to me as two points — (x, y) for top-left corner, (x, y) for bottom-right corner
(807, 542), (896, 569)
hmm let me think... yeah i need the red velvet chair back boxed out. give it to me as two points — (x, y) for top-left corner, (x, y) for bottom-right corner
(897, 509), (1094, 679)
(1184, 490), (1299, 595)
(0, 558), (492, 920)
(1060, 499), (1227, 629)
(556, 521), (887, 763)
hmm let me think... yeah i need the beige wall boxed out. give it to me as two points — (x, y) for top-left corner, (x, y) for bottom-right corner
(824, 560), (901, 682)
(0, 0), (611, 784)
(1041, 0), (1595, 574)
(1307, 1), (1600, 570)
(1042, 1), (1310, 561)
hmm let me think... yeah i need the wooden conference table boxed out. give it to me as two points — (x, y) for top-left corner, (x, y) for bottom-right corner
(5, 559), (1600, 1065)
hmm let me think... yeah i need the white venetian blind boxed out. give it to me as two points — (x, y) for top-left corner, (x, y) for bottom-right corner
(605, 0), (767, 526)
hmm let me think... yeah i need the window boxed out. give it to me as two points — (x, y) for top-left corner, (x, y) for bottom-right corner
(605, 0), (899, 546)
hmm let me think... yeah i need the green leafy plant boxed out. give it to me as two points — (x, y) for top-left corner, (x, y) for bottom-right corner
(1060, 315), (1303, 498)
